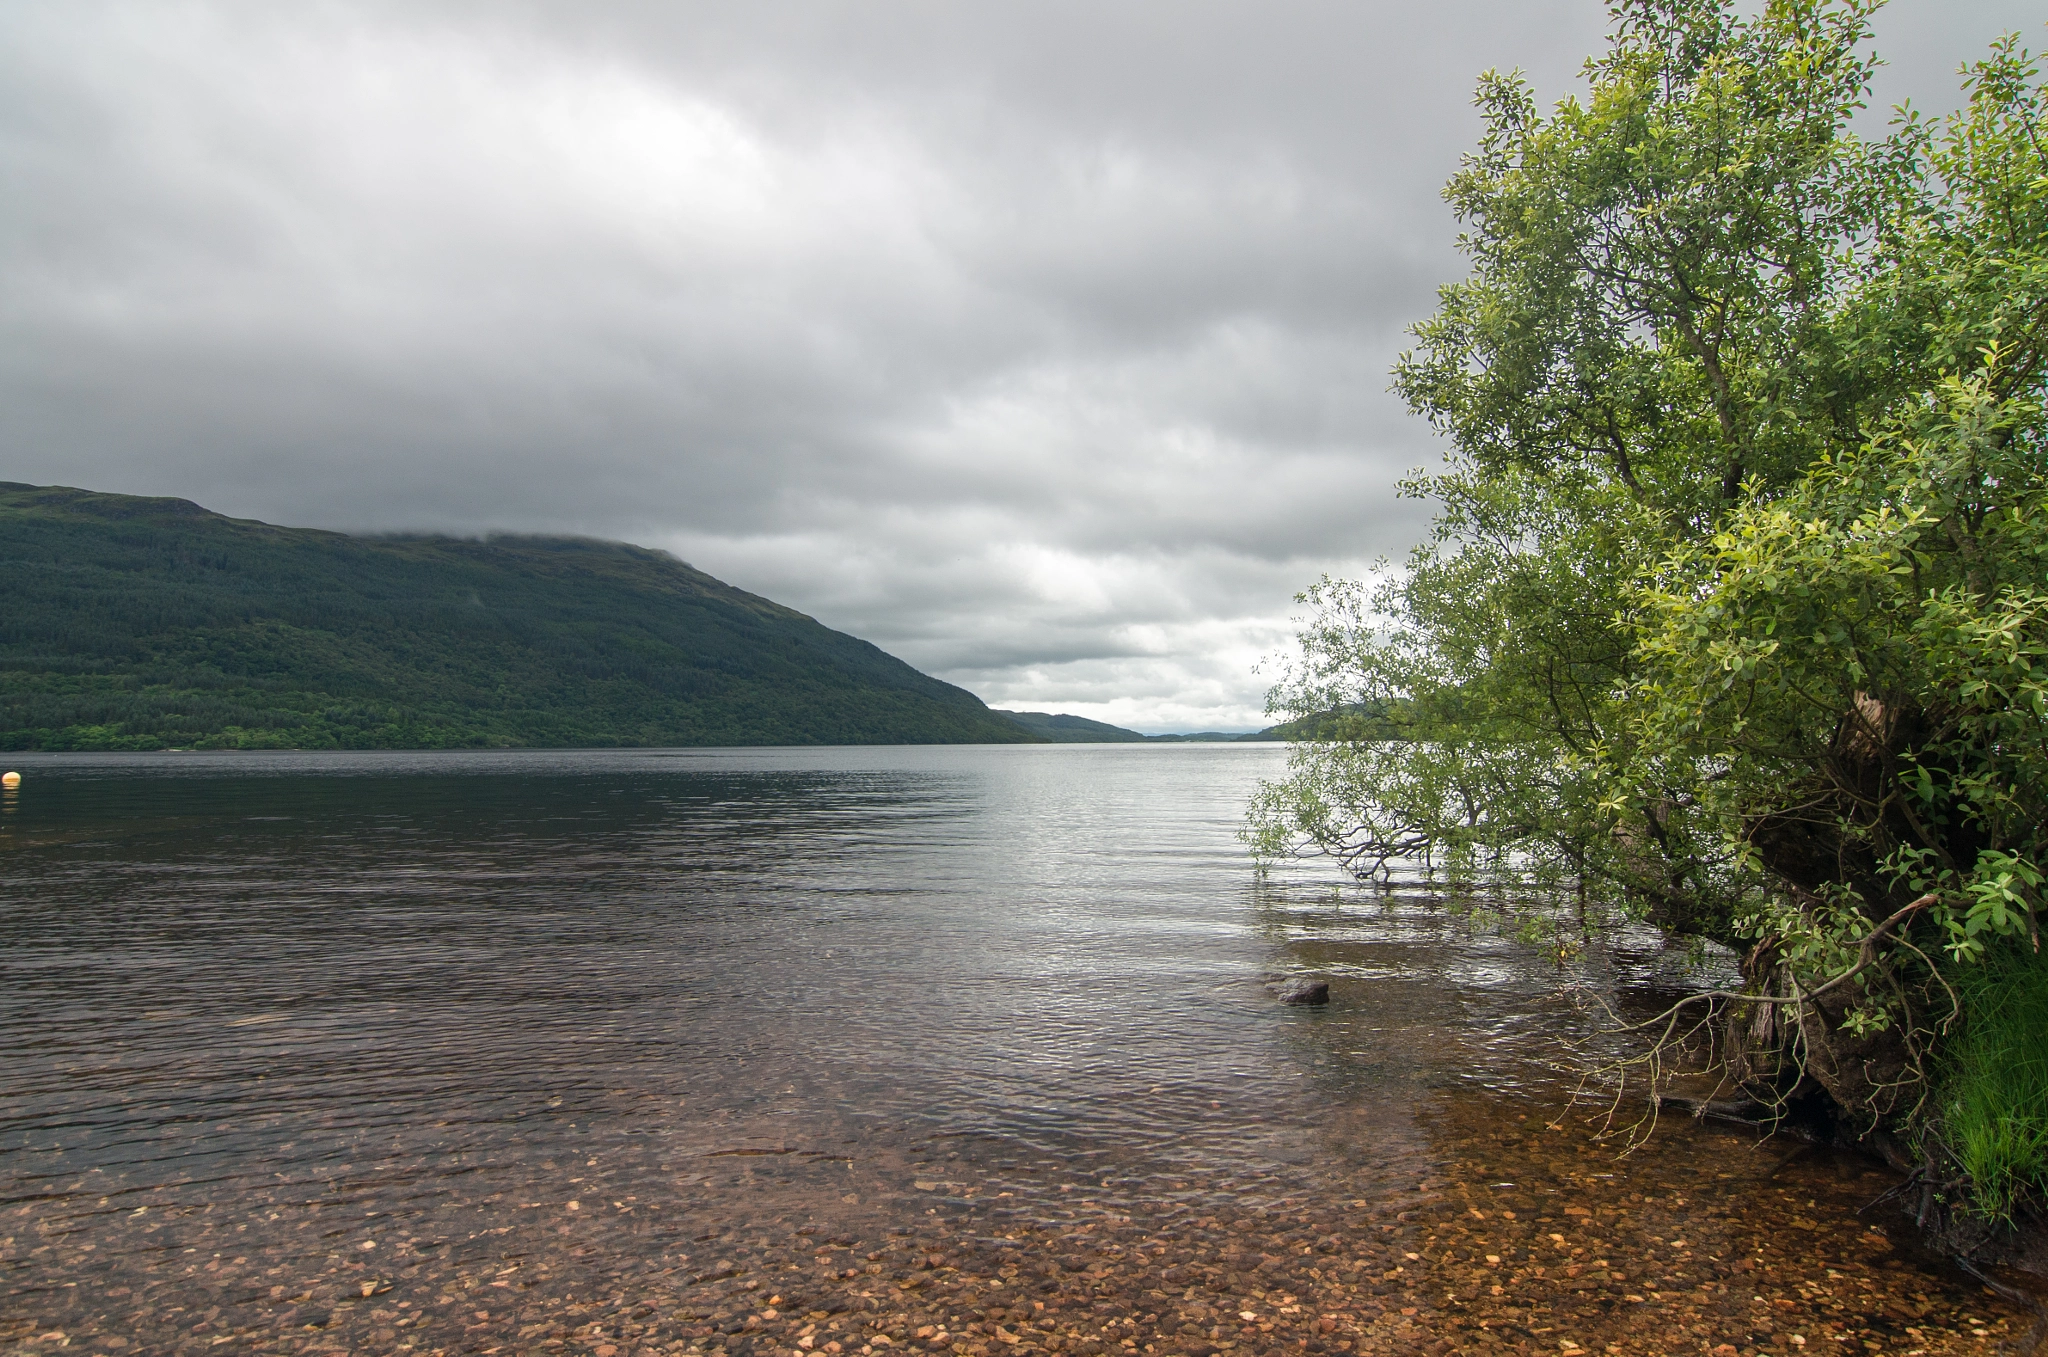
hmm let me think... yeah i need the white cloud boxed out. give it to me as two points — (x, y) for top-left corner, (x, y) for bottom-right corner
(0, 0), (2032, 730)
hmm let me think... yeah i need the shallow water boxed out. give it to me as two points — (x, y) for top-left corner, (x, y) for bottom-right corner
(0, 746), (2025, 1355)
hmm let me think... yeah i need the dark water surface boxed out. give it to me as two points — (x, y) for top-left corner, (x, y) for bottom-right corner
(0, 747), (2022, 1355)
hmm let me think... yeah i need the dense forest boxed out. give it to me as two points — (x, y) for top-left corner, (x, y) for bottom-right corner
(0, 483), (1036, 750)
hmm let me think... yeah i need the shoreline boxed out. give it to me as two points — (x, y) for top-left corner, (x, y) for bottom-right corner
(9, 1107), (2029, 1356)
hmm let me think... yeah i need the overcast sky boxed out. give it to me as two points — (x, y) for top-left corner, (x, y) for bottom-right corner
(1, 1), (2037, 732)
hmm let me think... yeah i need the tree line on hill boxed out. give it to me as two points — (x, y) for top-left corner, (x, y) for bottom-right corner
(0, 483), (1036, 751)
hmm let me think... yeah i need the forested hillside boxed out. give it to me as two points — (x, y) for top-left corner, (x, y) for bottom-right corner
(992, 710), (1148, 742)
(0, 483), (1035, 750)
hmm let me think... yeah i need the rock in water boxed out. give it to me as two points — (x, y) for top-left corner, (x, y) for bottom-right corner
(1279, 979), (1330, 1006)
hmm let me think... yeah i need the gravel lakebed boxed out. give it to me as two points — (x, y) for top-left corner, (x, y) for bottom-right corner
(4, 1095), (2029, 1356)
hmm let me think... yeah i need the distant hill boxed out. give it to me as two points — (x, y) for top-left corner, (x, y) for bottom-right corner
(0, 483), (1037, 751)
(1239, 705), (1398, 742)
(995, 710), (1268, 743)
(993, 710), (1148, 743)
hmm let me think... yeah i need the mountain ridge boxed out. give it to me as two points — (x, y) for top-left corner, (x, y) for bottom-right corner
(0, 482), (1037, 750)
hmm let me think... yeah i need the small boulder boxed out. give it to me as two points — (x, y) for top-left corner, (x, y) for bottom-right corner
(1279, 979), (1330, 1006)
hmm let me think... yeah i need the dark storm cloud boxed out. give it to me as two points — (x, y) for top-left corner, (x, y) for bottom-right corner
(0, 0), (2035, 729)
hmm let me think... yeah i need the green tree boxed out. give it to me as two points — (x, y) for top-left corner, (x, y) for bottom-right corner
(1253, 0), (1905, 933)
(1627, 38), (2048, 1208)
(1252, 0), (2048, 1217)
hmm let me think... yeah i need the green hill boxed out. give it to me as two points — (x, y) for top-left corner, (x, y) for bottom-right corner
(1241, 704), (1399, 742)
(992, 710), (1148, 743)
(1232, 725), (1292, 742)
(0, 483), (1038, 751)
(994, 710), (1269, 742)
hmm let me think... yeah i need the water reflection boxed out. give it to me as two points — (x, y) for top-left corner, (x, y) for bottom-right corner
(0, 747), (2021, 1354)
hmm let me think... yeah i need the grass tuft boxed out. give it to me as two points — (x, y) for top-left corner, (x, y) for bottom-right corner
(1937, 940), (2048, 1222)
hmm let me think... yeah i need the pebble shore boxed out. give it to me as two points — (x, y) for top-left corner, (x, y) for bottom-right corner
(6, 1100), (2030, 1356)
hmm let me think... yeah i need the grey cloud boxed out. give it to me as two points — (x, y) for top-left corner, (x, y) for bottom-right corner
(0, 0), (2034, 729)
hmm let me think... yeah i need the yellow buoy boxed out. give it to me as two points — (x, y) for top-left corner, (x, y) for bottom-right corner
(0, 771), (18, 788)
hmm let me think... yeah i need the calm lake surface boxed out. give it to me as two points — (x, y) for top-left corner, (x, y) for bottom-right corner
(0, 746), (2020, 1355)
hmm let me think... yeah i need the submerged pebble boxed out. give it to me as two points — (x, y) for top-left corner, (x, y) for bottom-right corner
(1, 1093), (2023, 1355)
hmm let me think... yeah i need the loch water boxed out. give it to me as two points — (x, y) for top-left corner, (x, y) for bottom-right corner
(0, 746), (2024, 1355)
